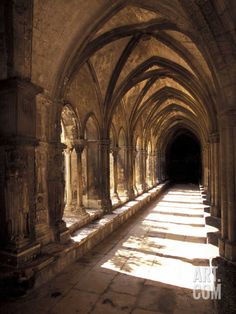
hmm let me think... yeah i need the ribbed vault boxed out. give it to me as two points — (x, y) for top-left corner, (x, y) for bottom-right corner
(59, 2), (220, 167)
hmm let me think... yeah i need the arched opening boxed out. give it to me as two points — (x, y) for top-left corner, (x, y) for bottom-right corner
(165, 130), (202, 184)
(134, 136), (142, 194)
(84, 115), (100, 208)
(117, 128), (128, 200)
(60, 105), (78, 215)
(146, 141), (152, 187)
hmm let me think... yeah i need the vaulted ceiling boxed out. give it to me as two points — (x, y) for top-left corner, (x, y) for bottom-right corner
(31, 0), (236, 147)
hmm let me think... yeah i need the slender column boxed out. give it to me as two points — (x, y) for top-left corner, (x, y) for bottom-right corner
(117, 145), (129, 199)
(99, 139), (112, 213)
(209, 132), (220, 217)
(158, 150), (165, 182)
(74, 140), (89, 217)
(111, 147), (121, 202)
(212, 133), (220, 217)
(146, 152), (151, 187)
(157, 150), (162, 183)
(152, 151), (158, 186)
(219, 124), (228, 241)
(133, 149), (139, 195)
(202, 144), (209, 194)
(125, 145), (135, 199)
(64, 145), (74, 211)
(48, 141), (70, 242)
(219, 110), (236, 261)
(140, 149), (148, 191)
(135, 149), (142, 191)
(209, 136), (216, 216)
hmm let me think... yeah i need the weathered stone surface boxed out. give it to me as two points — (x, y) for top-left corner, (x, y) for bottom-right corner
(0, 3), (236, 312)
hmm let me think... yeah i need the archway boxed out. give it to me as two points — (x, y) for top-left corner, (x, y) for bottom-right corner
(61, 105), (78, 214)
(165, 130), (202, 184)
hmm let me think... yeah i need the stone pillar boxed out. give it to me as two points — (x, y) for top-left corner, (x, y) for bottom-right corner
(111, 147), (121, 202)
(64, 145), (74, 211)
(140, 149), (148, 191)
(152, 150), (158, 186)
(98, 139), (112, 213)
(133, 149), (139, 195)
(0, 78), (42, 266)
(156, 150), (162, 183)
(125, 145), (135, 199)
(219, 110), (236, 261)
(202, 144), (209, 195)
(74, 140), (89, 217)
(160, 151), (166, 181)
(135, 149), (142, 192)
(157, 149), (165, 182)
(48, 141), (70, 243)
(117, 145), (129, 200)
(209, 133), (220, 217)
(146, 151), (151, 188)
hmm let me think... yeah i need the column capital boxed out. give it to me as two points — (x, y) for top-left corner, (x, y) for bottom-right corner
(110, 146), (120, 156)
(0, 77), (43, 95)
(74, 141), (86, 154)
(98, 139), (110, 146)
(220, 109), (236, 127)
(133, 149), (138, 158)
(123, 145), (134, 151)
(209, 132), (219, 143)
(64, 146), (73, 154)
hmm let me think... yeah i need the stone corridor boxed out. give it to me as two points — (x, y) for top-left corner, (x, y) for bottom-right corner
(1, 185), (219, 314)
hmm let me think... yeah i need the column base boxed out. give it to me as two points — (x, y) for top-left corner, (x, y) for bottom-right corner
(128, 188), (135, 200)
(219, 238), (236, 261)
(218, 237), (225, 257)
(59, 229), (71, 243)
(141, 184), (148, 193)
(210, 205), (220, 218)
(0, 242), (41, 267)
(35, 224), (54, 245)
(56, 221), (70, 243)
(101, 198), (112, 214)
(75, 206), (90, 218)
(65, 204), (75, 212)
(112, 192), (121, 202)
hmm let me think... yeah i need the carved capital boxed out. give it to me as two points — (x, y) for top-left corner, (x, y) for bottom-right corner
(209, 132), (219, 143)
(74, 139), (86, 154)
(220, 109), (236, 128)
(110, 146), (120, 157)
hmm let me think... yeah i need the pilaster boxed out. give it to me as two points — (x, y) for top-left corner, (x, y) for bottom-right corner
(0, 78), (42, 266)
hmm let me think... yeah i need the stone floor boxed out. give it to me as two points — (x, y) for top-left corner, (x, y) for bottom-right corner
(0, 184), (220, 314)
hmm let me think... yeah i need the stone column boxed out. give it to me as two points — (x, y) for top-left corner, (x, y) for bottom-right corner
(140, 149), (148, 191)
(202, 144), (209, 195)
(160, 151), (166, 182)
(111, 147), (121, 202)
(156, 150), (161, 183)
(64, 145), (74, 211)
(0, 79), (42, 266)
(125, 145), (135, 200)
(152, 150), (158, 186)
(209, 133), (220, 217)
(48, 141), (70, 243)
(133, 149), (139, 195)
(74, 140), (89, 217)
(219, 110), (236, 261)
(117, 145), (129, 200)
(99, 139), (112, 213)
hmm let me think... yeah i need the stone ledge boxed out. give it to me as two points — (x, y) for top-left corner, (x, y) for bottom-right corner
(0, 182), (169, 296)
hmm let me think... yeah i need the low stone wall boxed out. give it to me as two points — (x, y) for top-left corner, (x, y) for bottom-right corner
(0, 182), (169, 296)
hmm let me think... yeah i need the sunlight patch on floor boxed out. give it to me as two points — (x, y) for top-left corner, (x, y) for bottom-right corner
(100, 186), (219, 290)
